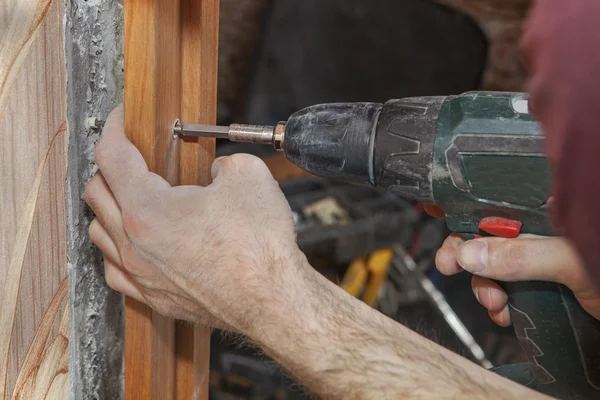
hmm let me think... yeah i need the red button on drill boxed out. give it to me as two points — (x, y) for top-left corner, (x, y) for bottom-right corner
(478, 217), (523, 238)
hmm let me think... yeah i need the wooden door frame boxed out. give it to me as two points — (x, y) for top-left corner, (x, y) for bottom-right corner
(123, 0), (219, 398)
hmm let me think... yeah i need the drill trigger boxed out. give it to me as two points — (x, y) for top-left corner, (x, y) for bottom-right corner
(478, 217), (523, 239)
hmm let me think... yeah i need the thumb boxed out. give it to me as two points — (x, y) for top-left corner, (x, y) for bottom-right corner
(210, 154), (273, 182)
(456, 235), (583, 285)
(210, 156), (227, 180)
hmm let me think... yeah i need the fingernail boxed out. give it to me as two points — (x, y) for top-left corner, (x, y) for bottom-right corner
(473, 287), (481, 303)
(457, 240), (488, 273)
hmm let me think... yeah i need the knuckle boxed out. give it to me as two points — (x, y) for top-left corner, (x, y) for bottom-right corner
(120, 248), (147, 277)
(96, 140), (136, 170)
(435, 248), (456, 275)
(83, 188), (94, 209)
(213, 154), (273, 186)
(434, 250), (444, 271)
(121, 207), (151, 241)
(231, 153), (267, 172)
(215, 156), (236, 173)
(230, 153), (257, 163)
(104, 264), (121, 292)
(88, 220), (101, 243)
(94, 142), (109, 167)
(84, 178), (100, 210)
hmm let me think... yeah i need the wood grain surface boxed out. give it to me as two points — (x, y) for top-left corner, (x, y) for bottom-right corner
(124, 0), (219, 398)
(0, 0), (67, 398)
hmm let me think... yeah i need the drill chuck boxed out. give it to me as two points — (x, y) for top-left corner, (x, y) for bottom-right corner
(281, 98), (444, 203)
(282, 103), (381, 186)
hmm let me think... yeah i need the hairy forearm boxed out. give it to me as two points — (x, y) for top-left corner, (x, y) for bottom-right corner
(246, 251), (550, 399)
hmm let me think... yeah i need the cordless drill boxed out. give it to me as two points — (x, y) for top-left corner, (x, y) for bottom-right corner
(175, 92), (600, 399)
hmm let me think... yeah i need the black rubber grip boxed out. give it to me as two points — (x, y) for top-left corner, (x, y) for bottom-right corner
(501, 281), (600, 399)
(463, 231), (600, 399)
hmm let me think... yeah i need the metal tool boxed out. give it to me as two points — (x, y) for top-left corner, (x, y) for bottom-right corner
(174, 121), (286, 149)
(391, 244), (493, 369)
(175, 92), (600, 399)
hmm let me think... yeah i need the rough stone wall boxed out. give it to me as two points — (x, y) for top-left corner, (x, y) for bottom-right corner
(63, 0), (124, 398)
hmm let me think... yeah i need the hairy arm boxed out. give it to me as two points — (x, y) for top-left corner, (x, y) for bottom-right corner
(245, 252), (548, 400)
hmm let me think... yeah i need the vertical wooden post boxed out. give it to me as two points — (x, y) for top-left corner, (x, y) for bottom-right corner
(124, 0), (219, 398)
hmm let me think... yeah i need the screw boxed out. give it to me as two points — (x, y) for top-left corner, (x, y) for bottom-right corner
(86, 117), (105, 130)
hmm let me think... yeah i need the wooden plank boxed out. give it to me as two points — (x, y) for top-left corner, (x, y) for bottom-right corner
(186, 1), (219, 396)
(124, 0), (219, 398)
(0, 0), (67, 398)
(124, 0), (157, 396)
(176, 0), (218, 398)
(124, 0), (176, 396)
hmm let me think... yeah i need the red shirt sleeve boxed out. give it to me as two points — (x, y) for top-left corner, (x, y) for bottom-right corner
(521, 0), (600, 287)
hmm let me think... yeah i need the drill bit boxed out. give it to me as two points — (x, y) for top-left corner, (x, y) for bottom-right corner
(174, 120), (286, 150)
(173, 123), (230, 139)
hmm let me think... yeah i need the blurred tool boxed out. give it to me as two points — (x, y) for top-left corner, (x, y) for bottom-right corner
(281, 178), (416, 266)
(392, 244), (493, 369)
(340, 249), (394, 307)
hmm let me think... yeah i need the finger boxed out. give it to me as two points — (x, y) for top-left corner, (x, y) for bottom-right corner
(89, 219), (122, 266)
(471, 276), (508, 312)
(456, 235), (583, 284)
(489, 305), (512, 327)
(435, 234), (465, 275)
(94, 106), (169, 208)
(85, 174), (130, 248)
(104, 258), (145, 302)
